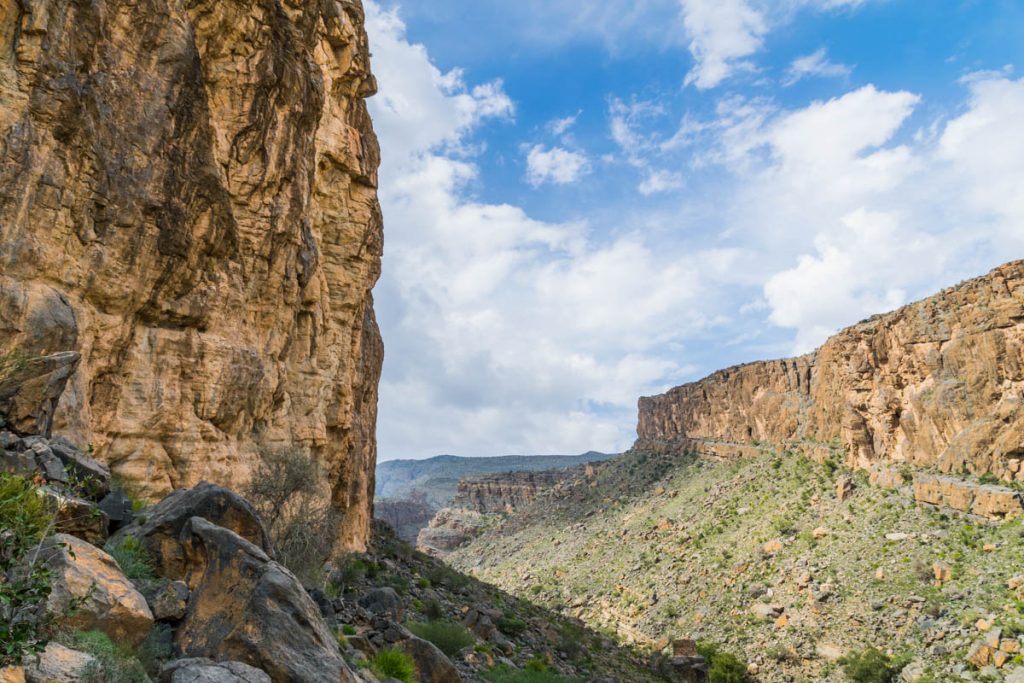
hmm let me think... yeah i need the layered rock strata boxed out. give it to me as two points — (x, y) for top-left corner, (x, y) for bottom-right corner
(638, 261), (1024, 481)
(0, 0), (383, 548)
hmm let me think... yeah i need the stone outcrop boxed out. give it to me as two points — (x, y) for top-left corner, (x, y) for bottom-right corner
(159, 659), (271, 683)
(0, 0), (383, 550)
(913, 473), (1024, 520)
(23, 642), (98, 683)
(40, 533), (154, 647)
(0, 353), (80, 438)
(176, 517), (356, 683)
(452, 471), (567, 514)
(637, 261), (1024, 480)
(417, 469), (569, 558)
(373, 499), (436, 543)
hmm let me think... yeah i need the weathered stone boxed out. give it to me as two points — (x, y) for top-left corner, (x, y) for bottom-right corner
(400, 635), (464, 683)
(112, 482), (272, 580)
(0, 0), (383, 551)
(23, 642), (99, 683)
(0, 353), (80, 439)
(636, 261), (1024, 481)
(836, 476), (854, 501)
(357, 588), (404, 621)
(41, 487), (109, 546)
(39, 534), (154, 646)
(463, 609), (497, 640)
(47, 439), (110, 497)
(159, 659), (271, 683)
(0, 667), (25, 683)
(98, 491), (136, 533)
(0, 450), (36, 476)
(417, 509), (492, 559)
(175, 517), (356, 683)
(914, 474), (1024, 520)
(152, 581), (191, 622)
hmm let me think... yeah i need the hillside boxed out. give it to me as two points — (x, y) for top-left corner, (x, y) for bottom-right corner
(375, 452), (611, 508)
(452, 447), (1024, 682)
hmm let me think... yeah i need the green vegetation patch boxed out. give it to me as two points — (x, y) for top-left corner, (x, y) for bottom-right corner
(838, 648), (909, 683)
(370, 647), (416, 683)
(482, 663), (580, 683)
(405, 619), (475, 656)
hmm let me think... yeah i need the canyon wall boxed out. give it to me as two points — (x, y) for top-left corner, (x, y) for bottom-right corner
(451, 470), (568, 514)
(638, 261), (1024, 481)
(0, 0), (382, 549)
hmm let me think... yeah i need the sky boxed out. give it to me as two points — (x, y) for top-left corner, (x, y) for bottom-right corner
(365, 0), (1024, 461)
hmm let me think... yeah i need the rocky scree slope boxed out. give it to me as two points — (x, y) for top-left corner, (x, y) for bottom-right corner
(0, 0), (383, 549)
(639, 260), (1024, 483)
(453, 447), (1024, 682)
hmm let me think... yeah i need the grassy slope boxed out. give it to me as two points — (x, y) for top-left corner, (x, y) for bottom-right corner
(450, 449), (1024, 682)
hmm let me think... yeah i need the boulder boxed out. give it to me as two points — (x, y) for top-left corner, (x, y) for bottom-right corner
(159, 659), (271, 683)
(357, 588), (404, 621)
(41, 488), (109, 546)
(0, 449), (36, 476)
(23, 642), (99, 683)
(401, 636), (463, 683)
(48, 439), (110, 497)
(152, 581), (191, 622)
(111, 482), (272, 580)
(39, 534), (154, 646)
(0, 352), (80, 438)
(0, 667), (25, 683)
(97, 490), (136, 533)
(175, 517), (356, 683)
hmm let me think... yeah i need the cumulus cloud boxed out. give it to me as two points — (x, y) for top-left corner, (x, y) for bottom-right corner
(366, 3), (721, 458)
(525, 145), (592, 186)
(783, 48), (852, 85)
(681, 0), (768, 89)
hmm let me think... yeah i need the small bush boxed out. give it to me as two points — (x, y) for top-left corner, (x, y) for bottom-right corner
(497, 613), (528, 637)
(103, 536), (154, 581)
(0, 473), (57, 666)
(839, 648), (907, 683)
(370, 647), (416, 683)
(406, 620), (475, 656)
(245, 448), (340, 585)
(697, 642), (749, 683)
(423, 598), (444, 620)
(341, 624), (357, 636)
(63, 630), (149, 683)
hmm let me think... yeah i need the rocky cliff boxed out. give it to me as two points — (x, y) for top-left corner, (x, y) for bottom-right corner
(638, 260), (1024, 481)
(0, 0), (383, 548)
(452, 470), (568, 514)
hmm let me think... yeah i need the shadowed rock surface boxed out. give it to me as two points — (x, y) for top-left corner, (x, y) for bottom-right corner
(0, 0), (383, 551)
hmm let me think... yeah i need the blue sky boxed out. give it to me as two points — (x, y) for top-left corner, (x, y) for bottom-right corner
(366, 0), (1024, 460)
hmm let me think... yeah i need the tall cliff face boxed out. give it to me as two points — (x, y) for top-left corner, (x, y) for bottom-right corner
(0, 0), (382, 549)
(638, 261), (1024, 481)
(452, 470), (568, 514)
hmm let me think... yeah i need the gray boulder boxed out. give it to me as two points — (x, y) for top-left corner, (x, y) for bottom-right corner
(160, 659), (271, 683)
(175, 517), (356, 683)
(358, 587), (404, 621)
(401, 635), (463, 683)
(111, 482), (272, 580)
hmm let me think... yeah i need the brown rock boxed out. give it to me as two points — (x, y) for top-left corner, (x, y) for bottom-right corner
(933, 561), (953, 583)
(152, 581), (191, 622)
(914, 474), (1023, 521)
(23, 642), (99, 683)
(0, 0), (383, 551)
(0, 668), (25, 683)
(836, 476), (854, 501)
(41, 488), (109, 546)
(40, 534), (154, 646)
(0, 353), (80, 439)
(967, 642), (992, 668)
(635, 261), (1024, 482)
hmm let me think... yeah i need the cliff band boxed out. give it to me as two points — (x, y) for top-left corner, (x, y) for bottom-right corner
(638, 261), (1024, 481)
(0, 0), (383, 549)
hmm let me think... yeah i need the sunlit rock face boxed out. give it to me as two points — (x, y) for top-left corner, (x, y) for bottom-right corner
(0, 0), (383, 549)
(638, 260), (1024, 481)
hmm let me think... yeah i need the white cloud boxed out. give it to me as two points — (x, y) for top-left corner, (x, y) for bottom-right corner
(680, 0), (768, 89)
(639, 170), (686, 195)
(366, 2), (723, 458)
(548, 112), (581, 136)
(783, 47), (852, 85)
(525, 145), (592, 186)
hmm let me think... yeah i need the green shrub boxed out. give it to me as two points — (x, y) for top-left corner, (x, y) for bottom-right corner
(103, 536), (154, 581)
(406, 620), (475, 656)
(839, 648), (907, 683)
(341, 624), (357, 636)
(63, 630), (149, 683)
(423, 598), (444, 620)
(697, 641), (749, 683)
(482, 664), (579, 683)
(370, 647), (416, 683)
(497, 613), (528, 637)
(0, 473), (57, 666)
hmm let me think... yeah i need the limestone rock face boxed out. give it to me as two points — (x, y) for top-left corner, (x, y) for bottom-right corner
(0, 0), (383, 549)
(452, 471), (567, 514)
(637, 261), (1024, 480)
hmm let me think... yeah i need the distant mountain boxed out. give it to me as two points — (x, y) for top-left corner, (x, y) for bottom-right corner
(374, 451), (612, 510)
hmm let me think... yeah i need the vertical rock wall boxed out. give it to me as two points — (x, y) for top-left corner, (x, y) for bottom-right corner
(638, 261), (1024, 481)
(0, 0), (383, 549)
